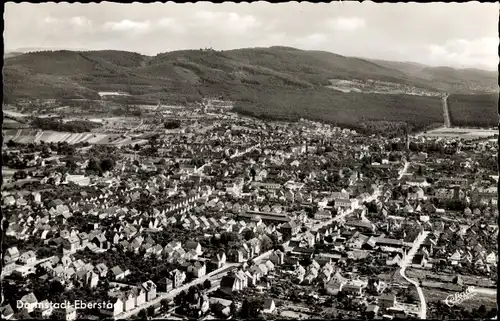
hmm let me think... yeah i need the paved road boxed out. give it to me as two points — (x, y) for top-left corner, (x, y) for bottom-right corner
(230, 144), (260, 159)
(398, 161), (410, 180)
(399, 231), (430, 319)
(442, 94), (451, 128)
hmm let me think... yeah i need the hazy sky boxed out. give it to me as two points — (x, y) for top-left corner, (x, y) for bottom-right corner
(4, 2), (499, 70)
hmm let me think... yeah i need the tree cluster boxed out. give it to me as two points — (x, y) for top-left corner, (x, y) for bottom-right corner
(32, 117), (101, 133)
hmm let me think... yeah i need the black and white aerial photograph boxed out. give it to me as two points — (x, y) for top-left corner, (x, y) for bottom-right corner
(1, 1), (498, 320)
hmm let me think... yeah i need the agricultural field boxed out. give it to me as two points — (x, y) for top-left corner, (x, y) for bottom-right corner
(419, 127), (498, 140)
(406, 269), (496, 288)
(447, 93), (499, 128)
(3, 129), (149, 146)
(3, 118), (30, 129)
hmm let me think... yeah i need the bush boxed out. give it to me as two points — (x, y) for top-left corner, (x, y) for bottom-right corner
(100, 158), (115, 172)
(13, 170), (28, 180)
(164, 120), (181, 129)
(7, 140), (17, 148)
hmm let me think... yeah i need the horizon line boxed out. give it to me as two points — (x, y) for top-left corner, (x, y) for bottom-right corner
(4, 45), (498, 72)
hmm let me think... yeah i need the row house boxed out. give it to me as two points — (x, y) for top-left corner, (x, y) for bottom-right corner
(100, 281), (156, 317)
(18, 250), (37, 265)
(187, 261), (206, 278)
(220, 269), (249, 294)
(170, 269), (187, 288)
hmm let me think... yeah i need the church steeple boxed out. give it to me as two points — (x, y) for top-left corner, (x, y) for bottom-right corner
(405, 126), (410, 151)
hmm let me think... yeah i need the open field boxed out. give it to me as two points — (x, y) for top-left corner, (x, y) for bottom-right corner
(406, 269), (496, 288)
(281, 310), (314, 319)
(418, 127), (498, 140)
(3, 118), (30, 129)
(423, 287), (497, 311)
(326, 78), (441, 96)
(3, 129), (150, 146)
(3, 110), (30, 118)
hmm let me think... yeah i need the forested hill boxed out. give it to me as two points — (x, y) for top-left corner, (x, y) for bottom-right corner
(4, 46), (498, 133)
(365, 58), (498, 93)
(4, 46), (496, 102)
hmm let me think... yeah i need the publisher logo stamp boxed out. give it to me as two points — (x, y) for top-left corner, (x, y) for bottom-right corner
(445, 286), (477, 307)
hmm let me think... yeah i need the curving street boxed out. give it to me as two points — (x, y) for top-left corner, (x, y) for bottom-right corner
(399, 231), (429, 319)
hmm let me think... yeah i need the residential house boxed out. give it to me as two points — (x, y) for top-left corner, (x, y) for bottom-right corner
(247, 238), (261, 256)
(53, 306), (77, 321)
(365, 304), (380, 318)
(4, 247), (20, 265)
(486, 252), (497, 265)
(142, 280), (157, 302)
(171, 269), (186, 288)
(1, 305), (14, 320)
(228, 249), (245, 263)
(265, 260), (275, 272)
(19, 292), (38, 313)
(18, 251), (37, 265)
(188, 261), (206, 278)
(100, 296), (124, 317)
(220, 272), (246, 294)
(411, 253), (429, 269)
(239, 245), (251, 261)
(334, 199), (356, 210)
(280, 220), (300, 240)
(378, 294), (396, 308)
(78, 232), (89, 248)
(123, 291), (135, 312)
(85, 271), (99, 288)
(92, 234), (108, 250)
(449, 250), (462, 266)
(211, 251), (227, 269)
(111, 266), (126, 280)
(95, 263), (108, 277)
(245, 270), (257, 286)
(185, 241), (203, 256)
(133, 287), (147, 307)
(63, 236), (81, 253)
(263, 299), (276, 314)
(269, 250), (285, 265)
(33, 300), (53, 319)
(208, 298), (232, 317)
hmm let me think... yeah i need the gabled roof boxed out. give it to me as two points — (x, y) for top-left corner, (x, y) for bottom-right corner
(20, 292), (38, 304)
(220, 275), (237, 288)
(142, 280), (157, 291)
(111, 266), (124, 275)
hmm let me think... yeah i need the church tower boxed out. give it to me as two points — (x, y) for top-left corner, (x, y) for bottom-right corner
(405, 126), (410, 151)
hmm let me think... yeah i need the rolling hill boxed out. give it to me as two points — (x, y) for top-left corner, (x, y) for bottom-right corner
(3, 46), (498, 133)
(366, 58), (498, 93)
